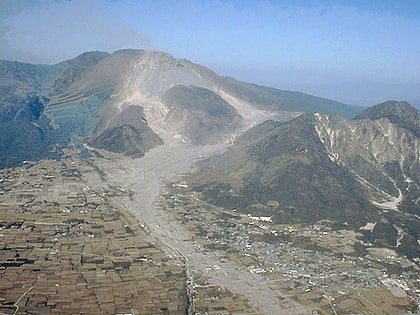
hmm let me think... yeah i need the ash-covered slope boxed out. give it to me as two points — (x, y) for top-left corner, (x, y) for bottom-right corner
(162, 85), (243, 144)
(188, 102), (420, 257)
(89, 106), (163, 157)
(0, 49), (362, 168)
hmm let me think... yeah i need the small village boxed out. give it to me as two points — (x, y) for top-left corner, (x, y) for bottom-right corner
(160, 184), (420, 314)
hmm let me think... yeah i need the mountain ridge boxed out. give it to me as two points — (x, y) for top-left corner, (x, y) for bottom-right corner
(187, 105), (420, 257)
(0, 48), (393, 169)
(353, 100), (420, 136)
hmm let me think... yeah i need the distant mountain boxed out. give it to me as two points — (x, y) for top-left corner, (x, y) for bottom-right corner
(52, 51), (109, 94)
(0, 49), (363, 168)
(219, 79), (363, 119)
(188, 103), (420, 258)
(354, 100), (420, 136)
(0, 58), (63, 168)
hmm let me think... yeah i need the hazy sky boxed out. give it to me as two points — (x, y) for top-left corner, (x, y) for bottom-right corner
(1, 0), (419, 107)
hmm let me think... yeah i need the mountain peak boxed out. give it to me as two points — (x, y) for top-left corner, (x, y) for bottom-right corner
(353, 100), (420, 136)
(0, 49), (379, 168)
(70, 51), (109, 63)
(111, 49), (178, 62)
(354, 100), (418, 121)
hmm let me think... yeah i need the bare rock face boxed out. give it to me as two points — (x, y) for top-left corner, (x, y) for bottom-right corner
(314, 102), (419, 214)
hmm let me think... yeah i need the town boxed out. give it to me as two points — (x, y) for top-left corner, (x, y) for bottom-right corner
(159, 182), (419, 314)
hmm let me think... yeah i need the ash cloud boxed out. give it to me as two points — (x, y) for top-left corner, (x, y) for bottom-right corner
(0, 0), (152, 64)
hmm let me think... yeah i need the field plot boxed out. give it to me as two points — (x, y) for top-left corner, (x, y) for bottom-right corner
(0, 155), (187, 314)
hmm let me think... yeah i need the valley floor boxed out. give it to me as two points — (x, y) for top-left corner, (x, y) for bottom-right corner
(0, 141), (417, 314)
(90, 141), (310, 314)
(89, 139), (419, 314)
(1, 111), (418, 314)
